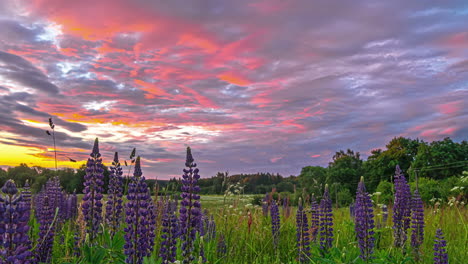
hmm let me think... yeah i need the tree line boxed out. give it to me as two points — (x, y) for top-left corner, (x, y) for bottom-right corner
(1, 136), (466, 204)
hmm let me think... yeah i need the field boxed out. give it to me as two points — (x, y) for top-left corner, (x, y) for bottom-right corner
(1, 156), (467, 264)
(197, 195), (467, 264)
(18, 193), (466, 264)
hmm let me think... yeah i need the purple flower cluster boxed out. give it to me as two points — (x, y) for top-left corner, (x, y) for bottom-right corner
(21, 180), (31, 213)
(179, 147), (202, 264)
(296, 199), (310, 263)
(106, 152), (124, 238)
(82, 138), (104, 240)
(35, 177), (67, 222)
(35, 195), (55, 263)
(270, 200), (281, 248)
(33, 177), (68, 262)
(65, 191), (78, 220)
(319, 185), (334, 251)
(0, 180), (33, 263)
(433, 228), (448, 264)
(411, 189), (424, 253)
(124, 156), (155, 264)
(392, 165), (412, 248)
(354, 177), (375, 262)
(310, 195), (319, 242)
(160, 200), (178, 264)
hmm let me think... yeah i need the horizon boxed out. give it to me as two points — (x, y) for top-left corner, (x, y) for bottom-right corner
(0, 1), (467, 179)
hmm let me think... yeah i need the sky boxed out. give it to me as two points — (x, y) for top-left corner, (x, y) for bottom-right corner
(0, 0), (467, 179)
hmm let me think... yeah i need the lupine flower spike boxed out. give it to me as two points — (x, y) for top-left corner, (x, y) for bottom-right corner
(270, 200), (281, 249)
(354, 176), (375, 262)
(296, 198), (310, 263)
(319, 184), (333, 252)
(392, 165), (411, 248)
(106, 152), (124, 238)
(124, 156), (155, 264)
(434, 228), (448, 264)
(411, 189), (424, 257)
(310, 194), (320, 243)
(82, 138), (104, 241)
(160, 200), (178, 264)
(0, 180), (33, 263)
(179, 147), (202, 264)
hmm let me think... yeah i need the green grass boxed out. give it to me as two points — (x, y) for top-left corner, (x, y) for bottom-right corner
(44, 194), (468, 263)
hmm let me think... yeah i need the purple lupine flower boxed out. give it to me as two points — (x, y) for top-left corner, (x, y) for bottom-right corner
(35, 195), (56, 263)
(160, 200), (178, 264)
(411, 189), (424, 254)
(124, 156), (155, 264)
(296, 198), (310, 263)
(69, 191), (78, 219)
(82, 138), (104, 241)
(310, 194), (320, 243)
(21, 180), (32, 212)
(179, 147), (202, 264)
(392, 165), (412, 248)
(270, 200), (280, 248)
(319, 185), (333, 251)
(106, 152), (124, 238)
(434, 228), (448, 264)
(0, 180), (33, 263)
(35, 177), (67, 222)
(145, 192), (157, 255)
(354, 177), (375, 262)
(262, 192), (269, 216)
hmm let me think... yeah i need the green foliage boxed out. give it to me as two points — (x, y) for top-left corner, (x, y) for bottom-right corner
(299, 166), (326, 196)
(327, 149), (363, 196)
(374, 181), (394, 204)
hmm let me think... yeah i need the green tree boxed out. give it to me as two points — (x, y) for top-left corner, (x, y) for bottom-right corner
(411, 138), (468, 180)
(298, 166), (327, 196)
(327, 149), (363, 195)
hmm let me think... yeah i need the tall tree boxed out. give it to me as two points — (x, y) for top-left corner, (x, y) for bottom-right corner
(327, 149), (363, 195)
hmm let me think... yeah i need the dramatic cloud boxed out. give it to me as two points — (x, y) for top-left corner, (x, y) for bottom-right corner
(0, 0), (467, 178)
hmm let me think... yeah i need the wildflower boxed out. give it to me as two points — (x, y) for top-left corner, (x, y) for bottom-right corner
(160, 200), (178, 264)
(433, 229), (448, 264)
(319, 185), (333, 251)
(354, 177), (375, 262)
(310, 194), (320, 242)
(82, 138), (104, 241)
(179, 147), (202, 264)
(124, 156), (155, 264)
(35, 196), (56, 263)
(270, 200), (281, 248)
(411, 189), (424, 255)
(0, 180), (33, 263)
(106, 152), (124, 238)
(392, 165), (411, 248)
(296, 198), (310, 263)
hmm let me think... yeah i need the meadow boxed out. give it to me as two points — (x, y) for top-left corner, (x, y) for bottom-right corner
(0, 140), (467, 264)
